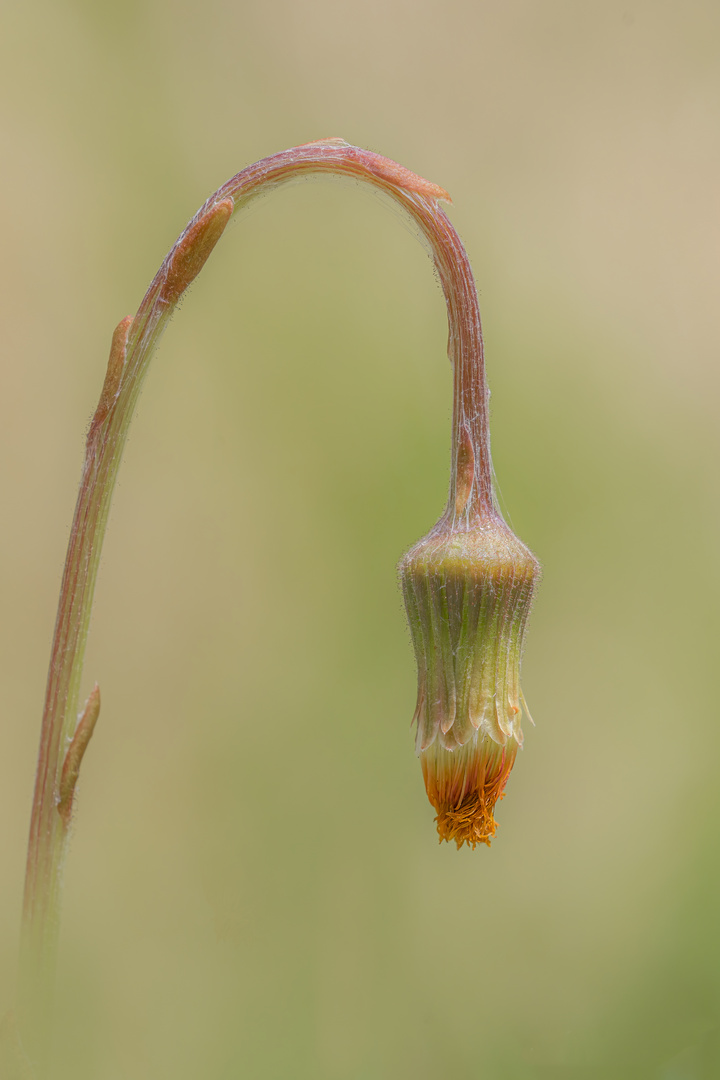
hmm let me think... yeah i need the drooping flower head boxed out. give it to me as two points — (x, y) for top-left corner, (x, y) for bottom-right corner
(395, 196), (540, 849)
(401, 512), (538, 848)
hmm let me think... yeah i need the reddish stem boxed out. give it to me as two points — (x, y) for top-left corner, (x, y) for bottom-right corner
(19, 139), (492, 1069)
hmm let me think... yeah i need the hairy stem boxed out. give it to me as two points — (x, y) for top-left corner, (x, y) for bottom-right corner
(18, 138), (489, 1069)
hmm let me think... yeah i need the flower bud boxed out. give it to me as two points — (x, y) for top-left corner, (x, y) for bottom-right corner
(400, 515), (539, 848)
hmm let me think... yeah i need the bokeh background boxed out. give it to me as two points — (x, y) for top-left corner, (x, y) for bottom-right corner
(1, 1), (719, 1077)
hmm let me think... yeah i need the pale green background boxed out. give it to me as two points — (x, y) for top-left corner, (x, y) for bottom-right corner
(0, 1), (718, 1077)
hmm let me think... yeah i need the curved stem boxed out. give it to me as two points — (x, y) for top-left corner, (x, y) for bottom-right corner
(401, 197), (494, 522)
(18, 138), (492, 1069)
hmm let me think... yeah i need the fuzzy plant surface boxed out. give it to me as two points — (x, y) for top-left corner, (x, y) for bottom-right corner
(8, 139), (539, 1077)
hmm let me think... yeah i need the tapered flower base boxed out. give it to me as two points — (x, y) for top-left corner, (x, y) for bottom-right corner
(421, 734), (518, 848)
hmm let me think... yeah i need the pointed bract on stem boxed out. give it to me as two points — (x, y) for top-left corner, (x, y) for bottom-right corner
(88, 316), (133, 439)
(160, 198), (234, 304)
(57, 684), (100, 827)
(19, 138), (538, 1070)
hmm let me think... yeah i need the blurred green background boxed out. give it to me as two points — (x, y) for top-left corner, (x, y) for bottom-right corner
(1, 1), (719, 1077)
